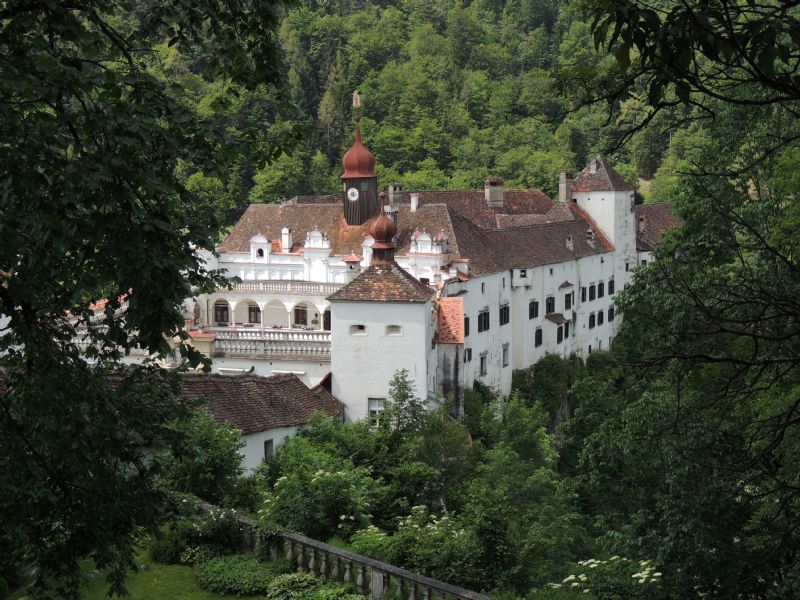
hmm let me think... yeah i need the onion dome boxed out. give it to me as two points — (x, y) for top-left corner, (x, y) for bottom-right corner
(341, 121), (376, 179)
(369, 193), (397, 251)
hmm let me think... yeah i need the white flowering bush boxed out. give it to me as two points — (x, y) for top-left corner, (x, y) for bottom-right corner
(530, 557), (668, 600)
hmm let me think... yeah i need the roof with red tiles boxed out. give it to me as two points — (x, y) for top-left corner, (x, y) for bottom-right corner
(328, 260), (435, 303)
(635, 203), (681, 251)
(437, 297), (464, 344)
(179, 372), (344, 435)
(572, 155), (635, 193)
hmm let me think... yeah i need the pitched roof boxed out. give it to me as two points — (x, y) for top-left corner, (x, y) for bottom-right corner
(572, 155), (634, 193)
(635, 203), (682, 251)
(437, 297), (464, 344)
(179, 373), (344, 434)
(328, 260), (435, 303)
(445, 204), (613, 276)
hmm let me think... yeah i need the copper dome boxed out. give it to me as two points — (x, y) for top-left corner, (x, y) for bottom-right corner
(341, 125), (376, 179)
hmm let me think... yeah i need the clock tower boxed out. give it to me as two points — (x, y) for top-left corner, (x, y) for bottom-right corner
(341, 91), (378, 225)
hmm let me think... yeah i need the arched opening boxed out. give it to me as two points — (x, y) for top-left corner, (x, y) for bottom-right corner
(292, 301), (315, 329)
(256, 248), (264, 258)
(263, 300), (290, 329)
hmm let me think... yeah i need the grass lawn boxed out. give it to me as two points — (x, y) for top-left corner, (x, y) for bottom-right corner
(9, 550), (263, 600)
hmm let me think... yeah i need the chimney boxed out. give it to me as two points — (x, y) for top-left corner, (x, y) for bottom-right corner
(484, 176), (504, 208)
(344, 254), (362, 282)
(559, 170), (573, 203)
(638, 214), (646, 233)
(384, 202), (399, 224)
(586, 228), (595, 248)
(566, 235), (574, 251)
(589, 158), (598, 174)
(281, 227), (293, 252)
(410, 193), (419, 212)
(388, 182), (404, 205)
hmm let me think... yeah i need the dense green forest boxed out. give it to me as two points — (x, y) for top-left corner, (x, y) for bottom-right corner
(171, 0), (682, 219)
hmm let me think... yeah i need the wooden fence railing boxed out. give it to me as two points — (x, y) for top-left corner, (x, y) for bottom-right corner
(197, 503), (490, 600)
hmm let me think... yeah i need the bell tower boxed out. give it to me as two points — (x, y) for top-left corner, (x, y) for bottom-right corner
(341, 91), (378, 225)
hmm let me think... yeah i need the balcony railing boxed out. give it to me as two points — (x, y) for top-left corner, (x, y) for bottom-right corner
(199, 503), (491, 600)
(212, 329), (331, 362)
(223, 280), (344, 296)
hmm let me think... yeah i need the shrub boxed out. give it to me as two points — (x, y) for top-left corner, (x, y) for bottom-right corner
(0, 576), (7, 599)
(310, 584), (365, 600)
(193, 507), (244, 551)
(194, 555), (279, 596)
(149, 520), (194, 564)
(265, 573), (322, 600)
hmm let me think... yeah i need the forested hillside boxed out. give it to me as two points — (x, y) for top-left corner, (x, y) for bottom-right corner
(170, 0), (682, 222)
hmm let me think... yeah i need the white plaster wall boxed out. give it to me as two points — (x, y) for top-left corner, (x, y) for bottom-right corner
(459, 271), (514, 394)
(208, 358), (330, 388)
(240, 425), (300, 472)
(330, 301), (431, 423)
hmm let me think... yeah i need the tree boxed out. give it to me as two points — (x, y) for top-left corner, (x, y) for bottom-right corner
(0, 0), (290, 595)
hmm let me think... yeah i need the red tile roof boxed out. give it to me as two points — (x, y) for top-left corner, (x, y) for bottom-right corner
(328, 261), (435, 303)
(635, 203), (682, 251)
(572, 155), (634, 192)
(437, 297), (464, 344)
(179, 372), (344, 435)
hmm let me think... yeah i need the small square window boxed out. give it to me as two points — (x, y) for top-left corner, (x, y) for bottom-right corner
(350, 324), (366, 335)
(520, 269), (527, 278)
(386, 325), (402, 335)
(549, 268), (553, 275)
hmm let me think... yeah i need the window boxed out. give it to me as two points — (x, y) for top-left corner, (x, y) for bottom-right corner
(589, 313), (596, 329)
(420, 277), (430, 286)
(248, 304), (261, 324)
(502, 344), (509, 367)
(464, 316), (470, 337)
(598, 310), (604, 325)
(294, 306), (308, 326)
(481, 282), (485, 293)
(502, 277), (506, 288)
(361, 180), (369, 192)
(581, 287), (587, 302)
(564, 321), (570, 338)
(478, 310), (490, 332)
(625, 262), (630, 272)
(499, 304), (510, 325)
(386, 325), (402, 335)
(564, 293), (572, 310)
(368, 398), (385, 428)
(608, 307), (615, 322)
(608, 279), (615, 295)
(557, 326), (563, 344)
(464, 348), (472, 362)
(549, 268), (553, 275)
(641, 259), (648, 266)
(479, 352), (488, 375)
(323, 310), (331, 331)
(589, 284), (596, 301)
(598, 282), (605, 298)
(256, 248), (264, 258)
(535, 328), (543, 347)
(264, 439), (274, 461)
(350, 324), (366, 335)
(529, 300), (539, 319)
(589, 345), (592, 355)
(545, 296), (555, 314)
(520, 269), (527, 278)
(214, 301), (229, 324)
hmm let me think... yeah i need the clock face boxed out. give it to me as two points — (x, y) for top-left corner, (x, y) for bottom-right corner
(347, 187), (359, 202)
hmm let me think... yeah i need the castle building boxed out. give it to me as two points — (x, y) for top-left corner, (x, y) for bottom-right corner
(190, 115), (679, 421)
